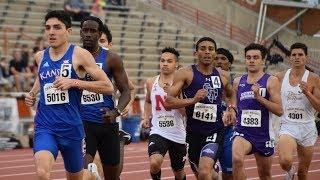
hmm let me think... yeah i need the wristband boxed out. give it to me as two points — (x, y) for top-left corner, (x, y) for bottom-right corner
(228, 105), (237, 114)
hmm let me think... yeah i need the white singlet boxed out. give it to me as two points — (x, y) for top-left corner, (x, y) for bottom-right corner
(281, 69), (316, 123)
(150, 76), (186, 144)
(279, 69), (318, 146)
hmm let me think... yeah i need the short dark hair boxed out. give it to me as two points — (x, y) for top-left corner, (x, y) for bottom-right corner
(195, 37), (217, 51)
(102, 24), (112, 43)
(290, 42), (308, 55)
(216, 48), (234, 64)
(45, 10), (71, 29)
(80, 16), (104, 32)
(244, 43), (268, 59)
(161, 47), (180, 59)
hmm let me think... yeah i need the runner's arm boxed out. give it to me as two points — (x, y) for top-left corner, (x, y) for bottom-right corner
(304, 75), (320, 112)
(164, 68), (195, 109)
(72, 48), (113, 94)
(257, 76), (283, 116)
(142, 78), (152, 125)
(109, 52), (131, 112)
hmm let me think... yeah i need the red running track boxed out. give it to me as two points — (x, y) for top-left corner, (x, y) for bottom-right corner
(0, 139), (319, 180)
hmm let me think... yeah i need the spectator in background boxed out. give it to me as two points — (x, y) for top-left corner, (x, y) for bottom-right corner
(64, 0), (90, 21)
(14, 42), (22, 51)
(33, 36), (47, 53)
(21, 44), (30, 69)
(92, 0), (107, 22)
(9, 50), (33, 91)
(0, 57), (10, 85)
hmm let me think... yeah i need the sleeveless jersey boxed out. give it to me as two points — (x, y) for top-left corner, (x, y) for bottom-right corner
(80, 47), (114, 123)
(35, 44), (83, 140)
(182, 65), (224, 135)
(235, 74), (273, 141)
(150, 76), (186, 144)
(281, 69), (316, 123)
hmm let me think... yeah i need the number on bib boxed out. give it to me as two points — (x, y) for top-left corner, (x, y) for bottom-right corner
(192, 103), (217, 122)
(60, 64), (72, 78)
(240, 110), (261, 127)
(286, 107), (305, 121)
(206, 133), (217, 142)
(81, 90), (103, 104)
(157, 114), (175, 128)
(265, 140), (275, 148)
(44, 83), (69, 105)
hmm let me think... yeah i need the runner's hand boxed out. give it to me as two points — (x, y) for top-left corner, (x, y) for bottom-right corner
(121, 107), (129, 118)
(193, 89), (207, 103)
(25, 92), (36, 107)
(163, 82), (170, 93)
(223, 107), (236, 126)
(53, 76), (74, 90)
(141, 118), (150, 128)
(299, 81), (313, 95)
(251, 83), (260, 98)
(101, 108), (118, 123)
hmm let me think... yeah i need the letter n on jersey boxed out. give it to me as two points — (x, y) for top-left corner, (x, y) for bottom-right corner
(155, 95), (171, 111)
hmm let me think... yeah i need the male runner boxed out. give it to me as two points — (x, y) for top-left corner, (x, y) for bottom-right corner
(141, 47), (187, 180)
(223, 43), (283, 180)
(24, 10), (114, 180)
(164, 37), (233, 180)
(79, 16), (131, 180)
(214, 48), (234, 180)
(276, 42), (320, 180)
(94, 23), (136, 179)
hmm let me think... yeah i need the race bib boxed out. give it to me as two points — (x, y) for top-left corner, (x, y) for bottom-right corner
(241, 110), (261, 127)
(44, 83), (69, 105)
(192, 103), (217, 122)
(285, 107), (305, 121)
(157, 114), (175, 128)
(81, 90), (103, 105)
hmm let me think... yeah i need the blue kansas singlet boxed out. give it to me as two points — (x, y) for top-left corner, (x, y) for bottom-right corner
(80, 47), (114, 123)
(35, 44), (84, 140)
(182, 65), (224, 135)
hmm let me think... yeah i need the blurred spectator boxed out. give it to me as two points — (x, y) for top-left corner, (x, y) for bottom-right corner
(92, 0), (107, 22)
(21, 44), (31, 69)
(9, 51), (33, 92)
(0, 57), (10, 85)
(29, 48), (39, 76)
(64, 0), (90, 22)
(33, 37), (46, 53)
(14, 42), (22, 50)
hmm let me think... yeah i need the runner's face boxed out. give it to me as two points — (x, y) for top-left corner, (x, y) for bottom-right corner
(245, 49), (264, 73)
(195, 41), (216, 66)
(159, 52), (178, 75)
(99, 33), (111, 48)
(214, 54), (230, 71)
(80, 20), (101, 49)
(45, 18), (71, 48)
(290, 48), (307, 68)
